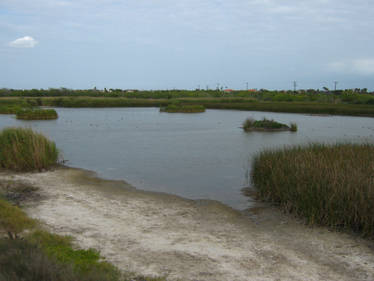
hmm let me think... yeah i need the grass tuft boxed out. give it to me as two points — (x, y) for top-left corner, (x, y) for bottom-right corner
(0, 127), (58, 171)
(251, 143), (374, 236)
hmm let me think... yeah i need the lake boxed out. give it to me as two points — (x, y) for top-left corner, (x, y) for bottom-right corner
(1, 108), (373, 209)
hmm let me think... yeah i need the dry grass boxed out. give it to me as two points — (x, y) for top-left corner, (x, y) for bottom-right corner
(251, 143), (374, 236)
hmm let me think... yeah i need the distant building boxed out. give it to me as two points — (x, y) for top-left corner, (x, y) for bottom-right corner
(224, 89), (234, 93)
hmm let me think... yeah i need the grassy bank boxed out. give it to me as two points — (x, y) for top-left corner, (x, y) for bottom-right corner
(251, 143), (374, 236)
(1, 96), (374, 117)
(160, 103), (205, 113)
(16, 109), (58, 120)
(243, 118), (297, 132)
(0, 128), (58, 171)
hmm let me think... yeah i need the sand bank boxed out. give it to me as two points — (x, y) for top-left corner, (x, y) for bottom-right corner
(1, 167), (373, 281)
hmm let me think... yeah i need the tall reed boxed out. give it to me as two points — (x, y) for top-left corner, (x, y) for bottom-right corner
(0, 128), (58, 171)
(251, 143), (374, 236)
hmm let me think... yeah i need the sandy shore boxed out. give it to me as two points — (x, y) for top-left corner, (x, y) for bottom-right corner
(1, 167), (374, 281)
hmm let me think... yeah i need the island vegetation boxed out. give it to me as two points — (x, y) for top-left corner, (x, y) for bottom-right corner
(0, 127), (58, 171)
(251, 143), (374, 237)
(16, 108), (58, 120)
(160, 103), (205, 113)
(243, 118), (297, 132)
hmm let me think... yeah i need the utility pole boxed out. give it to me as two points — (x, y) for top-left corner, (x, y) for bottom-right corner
(334, 81), (338, 91)
(293, 81), (297, 92)
(246, 82), (248, 91)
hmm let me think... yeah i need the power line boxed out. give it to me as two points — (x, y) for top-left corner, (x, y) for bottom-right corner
(293, 81), (297, 92)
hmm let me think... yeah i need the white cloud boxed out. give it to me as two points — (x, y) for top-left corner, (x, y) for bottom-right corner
(9, 36), (38, 48)
(328, 59), (374, 75)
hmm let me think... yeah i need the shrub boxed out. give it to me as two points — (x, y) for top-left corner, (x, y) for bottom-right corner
(16, 109), (58, 120)
(242, 118), (255, 131)
(0, 199), (36, 239)
(251, 143), (374, 236)
(0, 127), (58, 171)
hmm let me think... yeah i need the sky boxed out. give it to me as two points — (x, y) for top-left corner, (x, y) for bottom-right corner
(0, 0), (374, 90)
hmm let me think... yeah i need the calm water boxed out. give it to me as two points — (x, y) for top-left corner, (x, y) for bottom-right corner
(1, 108), (373, 209)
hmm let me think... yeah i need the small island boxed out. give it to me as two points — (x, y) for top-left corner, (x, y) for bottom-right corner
(160, 103), (205, 113)
(16, 109), (58, 120)
(243, 117), (297, 132)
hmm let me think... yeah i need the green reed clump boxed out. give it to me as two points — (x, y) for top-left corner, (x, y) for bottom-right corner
(160, 103), (206, 113)
(0, 128), (58, 171)
(251, 143), (374, 236)
(243, 118), (295, 132)
(16, 109), (58, 120)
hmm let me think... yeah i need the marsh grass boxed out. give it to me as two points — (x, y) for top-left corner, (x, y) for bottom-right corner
(243, 118), (295, 132)
(3, 96), (374, 116)
(160, 103), (205, 113)
(0, 105), (24, 114)
(16, 109), (58, 120)
(0, 128), (58, 171)
(251, 143), (374, 236)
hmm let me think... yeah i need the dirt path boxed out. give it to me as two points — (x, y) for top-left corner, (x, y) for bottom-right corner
(1, 168), (374, 281)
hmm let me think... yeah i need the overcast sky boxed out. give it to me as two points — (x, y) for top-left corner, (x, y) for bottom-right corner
(1, 0), (374, 90)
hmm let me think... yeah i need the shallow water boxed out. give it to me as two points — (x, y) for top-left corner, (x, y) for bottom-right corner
(1, 108), (373, 209)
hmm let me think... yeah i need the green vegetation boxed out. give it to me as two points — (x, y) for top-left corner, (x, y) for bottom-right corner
(251, 143), (374, 236)
(16, 108), (58, 120)
(27, 230), (120, 280)
(1, 95), (374, 117)
(243, 118), (297, 132)
(0, 198), (36, 239)
(0, 105), (24, 114)
(0, 127), (58, 171)
(160, 103), (205, 113)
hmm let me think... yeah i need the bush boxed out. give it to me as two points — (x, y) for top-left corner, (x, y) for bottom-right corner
(16, 109), (58, 120)
(0, 198), (36, 239)
(0, 128), (58, 171)
(251, 143), (374, 236)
